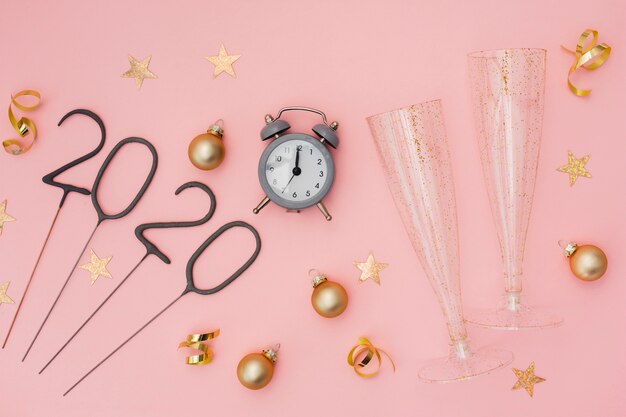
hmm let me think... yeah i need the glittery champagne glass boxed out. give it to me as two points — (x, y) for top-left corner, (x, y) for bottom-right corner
(367, 100), (512, 382)
(466, 48), (563, 329)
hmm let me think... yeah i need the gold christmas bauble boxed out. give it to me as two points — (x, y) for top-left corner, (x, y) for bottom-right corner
(311, 273), (348, 318)
(236, 348), (277, 390)
(568, 244), (608, 281)
(188, 121), (225, 170)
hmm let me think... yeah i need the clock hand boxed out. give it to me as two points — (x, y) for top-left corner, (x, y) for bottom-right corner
(295, 147), (300, 169)
(282, 174), (295, 193)
(292, 148), (302, 176)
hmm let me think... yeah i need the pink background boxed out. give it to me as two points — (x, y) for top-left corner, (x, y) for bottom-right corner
(0, 0), (624, 416)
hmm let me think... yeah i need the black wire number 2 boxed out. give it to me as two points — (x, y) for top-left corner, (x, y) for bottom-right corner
(42, 109), (106, 208)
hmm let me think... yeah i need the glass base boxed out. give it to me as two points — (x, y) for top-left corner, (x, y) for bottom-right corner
(466, 293), (564, 330)
(418, 340), (513, 383)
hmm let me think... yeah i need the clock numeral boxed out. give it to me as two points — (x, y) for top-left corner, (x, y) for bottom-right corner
(268, 166), (274, 172)
(306, 190), (311, 197)
(315, 183), (320, 189)
(292, 192), (297, 198)
(319, 171), (324, 177)
(276, 156), (282, 162)
(273, 179), (277, 185)
(284, 147), (290, 153)
(297, 145), (303, 151)
(310, 149), (313, 155)
(317, 159), (322, 165)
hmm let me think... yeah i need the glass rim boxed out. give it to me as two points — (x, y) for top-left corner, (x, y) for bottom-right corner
(366, 98), (442, 121)
(467, 47), (547, 59)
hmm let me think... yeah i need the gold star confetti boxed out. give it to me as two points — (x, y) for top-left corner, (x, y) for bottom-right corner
(0, 200), (16, 236)
(121, 55), (157, 89)
(78, 249), (113, 285)
(512, 362), (545, 397)
(557, 151), (591, 186)
(354, 252), (388, 285)
(0, 281), (15, 306)
(205, 44), (241, 78)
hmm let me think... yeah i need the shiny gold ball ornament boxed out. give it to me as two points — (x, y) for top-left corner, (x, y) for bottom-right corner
(236, 345), (278, 390)
(563, 242), (608, 281)
(188, 120), (225, 170)
(310, 269), (348, 318)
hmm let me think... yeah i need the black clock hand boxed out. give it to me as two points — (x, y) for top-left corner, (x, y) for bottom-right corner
(292, 148), (302, 176)
(295, 147), (300, 169)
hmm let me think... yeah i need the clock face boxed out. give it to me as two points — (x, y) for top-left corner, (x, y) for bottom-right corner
(260, 134), (334, 209)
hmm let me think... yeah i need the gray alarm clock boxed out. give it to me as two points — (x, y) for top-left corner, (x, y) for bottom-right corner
(252, 106), (339, 221)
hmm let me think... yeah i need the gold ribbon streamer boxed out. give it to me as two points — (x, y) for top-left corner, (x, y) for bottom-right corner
(3, 90), (42, 155)
(347, 337), (395, 378)
(562, 29), (611, 97)
(178, 329), (220, 365)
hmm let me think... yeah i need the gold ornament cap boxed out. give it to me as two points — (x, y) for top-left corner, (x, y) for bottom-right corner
(563, 242), (578, 257)
(309, 268), (328, 288)
(262, 344), (280, 363)
(207, 119), (224, 138)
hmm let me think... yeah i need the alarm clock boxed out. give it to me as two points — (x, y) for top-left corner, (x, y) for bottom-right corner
(252, 106), (339, 221)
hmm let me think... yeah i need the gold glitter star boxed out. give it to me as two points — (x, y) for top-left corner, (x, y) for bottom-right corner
(0, 281), (14, 306)
(512, 362), (545, 397)
(205, 44), (241, 78)
(78, 249), (113, 285)
(354, 252), (388, 285)
(0, 200), (16, 236)
(557, 151), (591, 186)
(121, 55), (157, 89)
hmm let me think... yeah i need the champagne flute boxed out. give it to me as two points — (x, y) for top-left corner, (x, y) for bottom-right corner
(367, 100), (513, 382)
(466, 48), (563, 329)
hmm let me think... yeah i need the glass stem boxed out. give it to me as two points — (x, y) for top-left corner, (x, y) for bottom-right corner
(505, 291), (522, 312)
(447, 313), (470, 360)
(450, 338), (471, 360)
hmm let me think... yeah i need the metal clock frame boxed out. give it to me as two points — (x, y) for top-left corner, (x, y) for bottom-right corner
(257, 132), (335, 213)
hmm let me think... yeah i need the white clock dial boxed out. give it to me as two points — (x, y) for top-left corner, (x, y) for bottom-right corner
(264, 139), (328, 202)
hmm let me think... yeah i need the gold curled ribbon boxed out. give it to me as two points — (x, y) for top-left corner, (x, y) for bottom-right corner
(178, 329), (220, 365)
(3, 90), (42, 155)
(347, 337), (395, 378)
(562, 29), (611, 97)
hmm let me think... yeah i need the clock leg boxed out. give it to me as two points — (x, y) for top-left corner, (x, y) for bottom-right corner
(253, 196), (270, 214)
(316, 202), (332, 221)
